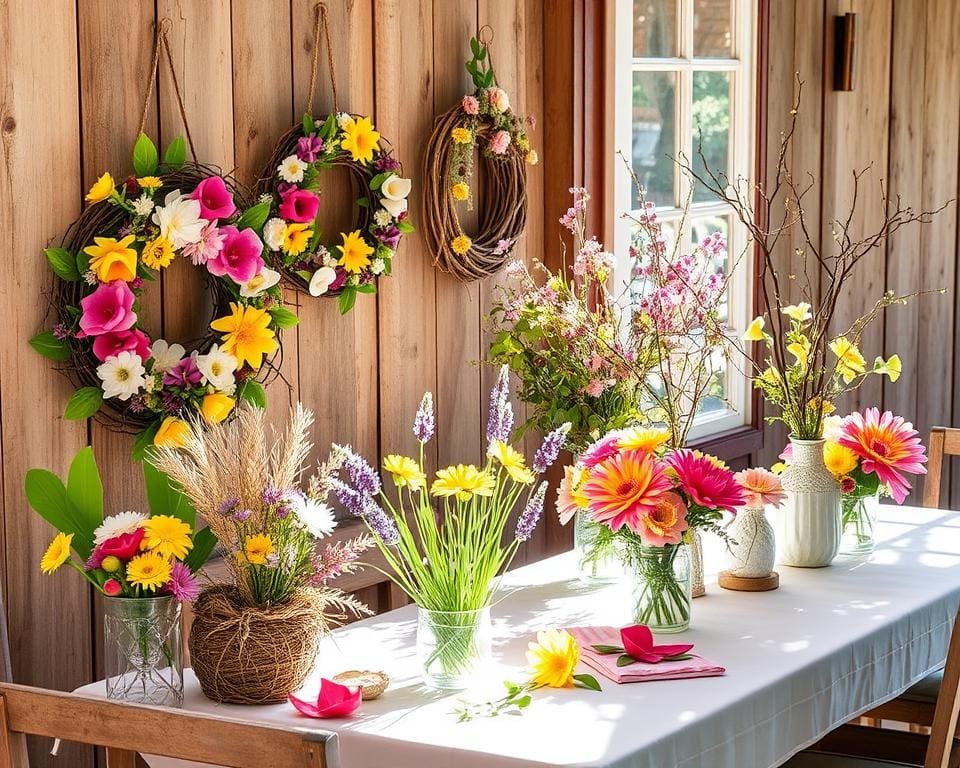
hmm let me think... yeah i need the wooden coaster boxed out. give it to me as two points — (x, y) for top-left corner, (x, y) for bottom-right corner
(718, 570), (779, 592)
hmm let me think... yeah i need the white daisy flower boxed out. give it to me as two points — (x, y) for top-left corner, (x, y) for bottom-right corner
(149, 340), (185, 373)
(309, 266), (337, 297)
(132, 194), (155, 216)
(94, 510), (148, 546)
(370, 258), (386, 275)
(291, 495), (337, 538)
(262, 217), (286, 252)
(152, 190), (206, 248)
(240, 267), (282, 298)
(277, 154), (306, 183)
(373, 209), (392, 227)
(196, 344), (238, 392)
(96, 351), (146, 401)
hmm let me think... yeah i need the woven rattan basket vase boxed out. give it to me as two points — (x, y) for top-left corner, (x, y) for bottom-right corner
(189, 585), (324, 705)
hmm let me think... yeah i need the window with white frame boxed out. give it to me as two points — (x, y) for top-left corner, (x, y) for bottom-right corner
(609, 0), (757, 441)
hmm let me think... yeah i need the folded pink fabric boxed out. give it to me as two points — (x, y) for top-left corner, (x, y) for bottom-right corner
(567, 626), (726, 684)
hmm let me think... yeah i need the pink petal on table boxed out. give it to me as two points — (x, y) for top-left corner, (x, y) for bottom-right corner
(653, 643), (694, 657)
(288, 678), (362, 719)
(620, 624), (655, 658)
(288, 693), (325, 718)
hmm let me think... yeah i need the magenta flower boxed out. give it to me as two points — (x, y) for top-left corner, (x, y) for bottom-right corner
(580, 431), (622, 468)
(288, 678), (361, 719)
(182, 221), (226, 266)
(328, 267), (348, 292)
(165, 561), (200, 602)
(278, 188), (321, 224)
(296, 133), (324, 163)
(191, 176), (236, 221)
(206, 226), (265, 284)
(163, 355), (203, 388)
(374, 225), (401, 249)
(92, 328), (150, 362)
(79, 280), (137, 336)
(665, 449), (746, 514)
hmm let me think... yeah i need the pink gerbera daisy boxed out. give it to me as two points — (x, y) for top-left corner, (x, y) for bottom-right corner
(581, 449), (674, 533)
(580, 431), (622, 468)
(837, 408), (927, 503)
(164, 561), (200, 602)
(734, 467), (786, 509)
(666, 449), (746, 513)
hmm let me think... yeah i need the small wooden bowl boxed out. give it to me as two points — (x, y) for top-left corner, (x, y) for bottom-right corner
(332, 670), (389, 700)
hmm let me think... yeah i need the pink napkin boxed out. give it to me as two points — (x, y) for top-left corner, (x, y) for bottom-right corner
(567, 626), (725, 684)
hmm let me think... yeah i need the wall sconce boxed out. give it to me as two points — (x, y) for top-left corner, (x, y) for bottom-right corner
(833, 13), (856, 91)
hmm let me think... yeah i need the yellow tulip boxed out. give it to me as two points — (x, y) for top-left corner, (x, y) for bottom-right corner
(787, 341), (808, 370)
(200, 393), (235, 424)
(830, 337), (866, 384)
(83, 235), (138, 283)
(85, 172), (115, 203)
(154, 416), (191, 449)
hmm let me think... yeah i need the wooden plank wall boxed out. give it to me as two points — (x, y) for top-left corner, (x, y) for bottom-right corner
(755, 0), (960, 508)
(0, 1), (554, 765)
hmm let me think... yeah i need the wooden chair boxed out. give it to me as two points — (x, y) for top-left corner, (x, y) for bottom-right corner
(783, 603), (960, 767)
(0, 682), (338, 768)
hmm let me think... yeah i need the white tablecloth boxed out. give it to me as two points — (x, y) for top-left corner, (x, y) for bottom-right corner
(78, 505), (960, 768)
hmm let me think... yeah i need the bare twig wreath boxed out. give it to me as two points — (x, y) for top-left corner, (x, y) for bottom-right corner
(30, 20), (291, 452)
(423, 30), (537, 281)
(255, 3), (411, 315)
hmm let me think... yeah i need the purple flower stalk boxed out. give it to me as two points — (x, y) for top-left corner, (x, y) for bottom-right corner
(486, 365), (514, 444)
(374, 153), (401, 172)
(232, 508), (252, 522)
(515, 481), (548, 542)
(330, 477), (365, 517)
(413, 392), (435, 443)
(533, 423), (571, 474)
(218, 497), (240, 516)
(262, 486), (284, 506)
(338, 445), (381, 497)
(363, 499), (399, 545)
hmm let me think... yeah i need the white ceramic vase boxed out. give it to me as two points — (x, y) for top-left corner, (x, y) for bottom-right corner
(690, 531), (705, 597)
(727, 507), (776, 577)
(778, 438), (841, 567)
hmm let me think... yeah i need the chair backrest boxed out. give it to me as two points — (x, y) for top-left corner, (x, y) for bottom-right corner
(0, 682), (337, 768)
(922, 427), (960, 509)
(924, 606), (960, 768)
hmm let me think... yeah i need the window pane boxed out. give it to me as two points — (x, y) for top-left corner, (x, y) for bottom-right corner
(691, 71), (730, 202)
(694, 0), (732, 57)
(633, 0), (678, 58)
(632, 71), (676, 207)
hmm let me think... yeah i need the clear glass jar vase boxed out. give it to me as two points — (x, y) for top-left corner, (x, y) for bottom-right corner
(574, 510), (624, 584)
(628, 544), (691, 633)
(416, 606), (491, 691)
(103, 595), (183, 707)
(840, 492), (879, 555)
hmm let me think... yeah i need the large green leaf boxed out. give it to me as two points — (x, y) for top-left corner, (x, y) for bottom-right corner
(131, 422), (160, 461)
(237, 380), (266, 408)
(143, 460), (196, 528)
(29, 331), (71, 361)
(132, 133), (158, 177)
(162, 136), (186, 169)
(24, 469), (94, 559)
(66, 446), (104, 535)
(45, 247), (80, 281)
(338, 286), (357, 315)
(186, 526), (218, 573)
(236, 200), (271, 233)
(64, 387), (103, 420)
(268, 306), (300, 329)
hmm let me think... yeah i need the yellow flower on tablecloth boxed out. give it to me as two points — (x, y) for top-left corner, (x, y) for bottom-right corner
(337, 230), (374, 274)
(527, 628), (579, 688)
(244, 534), (274, 565)
(84, 235), (138, 283)
(154, 416), (191, 448)
(340, 116), (380, 164)
(85, 172), (115, 203)
(141, 236), (175, 270)
(40, 532), (74, 574)
(210, 303), (278, 370)
(383, 454), (426, 489)
(451, 235), (471, 255)
(451, 127), (473, 144)
(126, 550), (173, 592)
(142, 515), (193, 560)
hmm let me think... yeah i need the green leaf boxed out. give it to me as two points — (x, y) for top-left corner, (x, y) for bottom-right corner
(268, 306), (300, 329)
(66, 447), (103, 536)
(162, 136), (186, 169)
(470, 37), (481, 58)
(321, 114), (338, 141)
(237, 380), (267, 408)
(143, 460), (195, 527)
(665, 653), (693, 662)
(590, 644), (624, 655)
(616, 654), (637, 667)
(338, 287), (357, 315)
(515, 695), (532, 708)
(132, 133), (159, 177)
(369, 171), (391, 191)
(186, 526), (218, 573)
(131, 422), (160, 461)
(76, 251), (90, 276)
(236, 200), (271, 233)
(355, 283), (377, 294)
(29, 331), (71, 361)
(573, 674), (602, 692)
(303, 112), (314, 136)
(64, 387), (103, 421)
(24, 468), (94, 559)
(396, 219), (415, 234)
(45, 247), (80, 280)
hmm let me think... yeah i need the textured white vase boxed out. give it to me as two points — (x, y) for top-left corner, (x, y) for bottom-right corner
(690, 531), (705, 597)
(778, 438), (841, 567)
(727, 507), (776, 577)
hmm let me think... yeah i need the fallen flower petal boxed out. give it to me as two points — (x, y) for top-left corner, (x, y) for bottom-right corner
(288, 678), (362, 718)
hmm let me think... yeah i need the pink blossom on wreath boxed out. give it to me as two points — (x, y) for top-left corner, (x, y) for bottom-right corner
(79, 280), (137, 336)
(278, 187), (321, 223)
(191, 176), (236, 221)
(296, 133), (325, 163)
(182, 221), (226, 266)
(489, 130), (511, 155)
(462, 95), (480, 115)
(206, 226), (265, 284)
(493, 238), (513, 256)
(92, 328), (151, 363)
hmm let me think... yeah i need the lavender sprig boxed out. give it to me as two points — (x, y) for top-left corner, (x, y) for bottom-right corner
(533, 423), (571, 474)
(486, 365), (515, 444)
(515, 481), (548, 542)
(330, 477), (365, 517)
(413, 392), (435, 443)
(363, 499), (400, 545)
(337, 444), (381, 496)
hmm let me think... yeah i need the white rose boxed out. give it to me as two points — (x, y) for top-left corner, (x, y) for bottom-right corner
(309, 266), (338, 297)
(263, 218), (286, 252)
(240, 267), (282, 298)
(381, 175), (412, 202)
(381, 198), (408, 218)
(487, 87), (510, 113)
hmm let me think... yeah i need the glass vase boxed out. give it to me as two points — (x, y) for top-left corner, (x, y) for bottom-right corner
(574, 510), (623, 584)
(416, 606), (491, 691)
(778, 437), (841, 567)
(840, 492), (879, 555)
(103, 595), (183, 707)
(628, 544), (691, 633)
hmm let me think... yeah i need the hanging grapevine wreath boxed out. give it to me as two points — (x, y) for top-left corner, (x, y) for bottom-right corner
(29, 22), (294, 452)
(256, 4), (412, 315)
(423, 31), (537, 282)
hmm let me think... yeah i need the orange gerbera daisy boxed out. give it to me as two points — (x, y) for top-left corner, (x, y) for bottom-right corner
(581, 448), (674, 534)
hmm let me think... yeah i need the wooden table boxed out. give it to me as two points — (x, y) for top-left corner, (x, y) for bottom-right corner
(79, 505), (960, 768)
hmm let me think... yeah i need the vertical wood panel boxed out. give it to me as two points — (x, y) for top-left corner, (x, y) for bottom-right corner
(0, 3), (92, 767)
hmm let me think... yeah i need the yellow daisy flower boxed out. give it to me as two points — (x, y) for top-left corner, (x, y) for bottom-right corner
(451, 127), (472, 144)
(337, 230), (374, 273)
(451, 182), (470, 201)
(137, 176), (163, 189)
(383, 454), (426, 489)
(126, 551), (173, 592)
(526, 628), (579, 688)
(824, 440), (858, 478)
(211, 303), (279, 370)
(807, 396), (835, 416)
(829, 337), (866, 384)
(488, 440), (535, 484)
(142, 515), (193, 560)
(84, 235), (138, 283)
(85, 172), (115, 203)
(244, 534), (274, 565)
(431, 464), (495, 502)
(282, 222), (313, 256)
(141, 236), (175, 270)
(616, 426), (670, 453)
(340, 116), (381, 164)
(451, 234), (471, 255)
(40, 532), (74, 574)
(154, 416), (191, 448)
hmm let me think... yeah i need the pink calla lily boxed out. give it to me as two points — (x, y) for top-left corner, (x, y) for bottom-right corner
(288, 678), (362, 719)
(620, 624), (694, 663)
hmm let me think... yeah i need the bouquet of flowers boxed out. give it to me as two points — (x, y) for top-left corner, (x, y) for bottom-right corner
(150, 402), (373, 704)
(558, 428), (744, 632)
(489, 188), (644, 454)
(331, 366), (568, 688)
